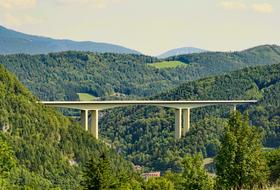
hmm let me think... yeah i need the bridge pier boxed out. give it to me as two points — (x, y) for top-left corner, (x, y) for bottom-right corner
(90, 110), (99, 139)
(175, 108), (191, 139)
(182, 108), (190, 137)
(81, 110), (99, 139)
(175, 109), (182, 139)
(81, 110), (88, 131)
(41, 100), (256, 140)
(233, 104), (237, 111)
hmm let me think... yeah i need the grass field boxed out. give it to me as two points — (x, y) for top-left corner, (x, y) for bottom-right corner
(148, 61), (186, 68)
(77, 93), (96, 101)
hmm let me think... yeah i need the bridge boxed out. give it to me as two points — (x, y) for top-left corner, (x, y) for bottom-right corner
(41, 100), (257, 139)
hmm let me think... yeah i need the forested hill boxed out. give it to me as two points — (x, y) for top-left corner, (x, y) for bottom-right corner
(1, 45), (280, 101)
(100, 63), (280, 171)
(0, 25), (140, 55)
(164, 44), (280, 67)
(0, 65), (134, 189)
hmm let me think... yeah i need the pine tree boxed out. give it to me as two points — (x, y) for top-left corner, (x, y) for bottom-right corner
(215, 111), (268, 190)
(81, 153), (117, 190)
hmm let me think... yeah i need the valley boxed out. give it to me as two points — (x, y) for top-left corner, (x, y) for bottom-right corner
(1, 0), (280, 188)
(0, 29), (279, 189)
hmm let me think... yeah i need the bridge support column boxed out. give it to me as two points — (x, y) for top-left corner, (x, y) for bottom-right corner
(182, 108), (190, 136)
(90, 110), (99, 139)
(81, 110), (88, 131)
(175, 108), (182, 139)
(233, 104), (237, 111)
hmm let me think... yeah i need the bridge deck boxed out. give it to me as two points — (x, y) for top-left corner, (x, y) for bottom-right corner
(40, 100), (257, 110)
(40, 100), (257, 139)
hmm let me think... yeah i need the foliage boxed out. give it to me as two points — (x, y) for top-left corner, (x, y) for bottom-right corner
(0, 65), (135, 189)
(144, 177), (174, 190)
(215, 111), (268, 190)
(99, 63), (280, 171)
(163, 154), (214, 190)
(0, 138), (16, 177)
(81, 153), (118, 189)
(264, 148), (280, 183)
(1, 45), (279, 100)
(180, 154), (214, 190)
(81, 152), (144, 190)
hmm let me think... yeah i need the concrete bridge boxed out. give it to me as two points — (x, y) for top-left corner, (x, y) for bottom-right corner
(41, 100), (257, 139)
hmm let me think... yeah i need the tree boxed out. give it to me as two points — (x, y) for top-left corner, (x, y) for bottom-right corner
(81, 153), (117, 190)
(215, 111), (268, 190)
(0, 139), (16, 177)
(145, 177), (174, 190)
(264, 148), (280, 183)
(180, 154), (214, 190)
(163, 154), (214, 190)
(0, 139), (16, 189)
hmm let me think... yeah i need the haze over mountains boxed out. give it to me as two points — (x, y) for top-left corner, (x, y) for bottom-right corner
(0, 25), (211, 57)
(0, 25), (140, 55)
(157, 47), (207, 58)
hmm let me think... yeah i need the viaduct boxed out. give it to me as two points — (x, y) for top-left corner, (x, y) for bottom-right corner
(41, 100), (257, 140)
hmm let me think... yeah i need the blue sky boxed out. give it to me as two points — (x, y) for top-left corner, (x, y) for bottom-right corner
(0, 0), (279, 55)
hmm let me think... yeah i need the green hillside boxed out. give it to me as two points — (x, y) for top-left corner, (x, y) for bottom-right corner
(0, 45), (280, 101)
(0, 65), (135, 189)
(148, 61), (186, 68)
(167, 44), (280, 67)
(100, 63), (280, 171)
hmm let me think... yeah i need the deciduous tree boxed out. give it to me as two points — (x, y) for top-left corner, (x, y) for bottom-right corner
(215, 111), (268, 190)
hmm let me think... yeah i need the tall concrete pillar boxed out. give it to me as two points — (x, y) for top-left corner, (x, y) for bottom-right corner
(90, 110), (99, 139)
(233, 104), (237, 111)
(81, 110), (88, 131)
(182, 108), (190, 136)
(175, 108), (182, 139)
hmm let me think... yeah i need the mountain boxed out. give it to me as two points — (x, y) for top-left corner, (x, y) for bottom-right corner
(158, 47), (207, 58)
(165, 44), (280, 67)
(0, 65), (134, 189)
(0, 25), (140, 55)
(1, 45), (280, 101)
(100, 63), (280, 171)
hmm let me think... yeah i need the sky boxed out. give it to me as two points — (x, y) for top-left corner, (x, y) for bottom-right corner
(0, 0), (279, 55)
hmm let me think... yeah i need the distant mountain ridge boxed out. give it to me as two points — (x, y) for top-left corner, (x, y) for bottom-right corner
(1, 44), (280, 101)
(0, 25), (141, 55)
(158, 47), (207, 58)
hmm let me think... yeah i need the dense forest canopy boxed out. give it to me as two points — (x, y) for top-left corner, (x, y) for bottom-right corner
(0, 65), (134, 189)
(100, 63), (280, 171)
(0, 45), (279, 101)
(0, 45), (279, 189)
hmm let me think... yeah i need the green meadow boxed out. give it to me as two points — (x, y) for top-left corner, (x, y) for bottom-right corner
(148, 61), (186, 68)
(77, 93), (96, 101)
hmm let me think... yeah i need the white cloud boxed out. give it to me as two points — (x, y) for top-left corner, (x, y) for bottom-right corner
(219, 1), (247, 11)
(0, 0), (36, 9)
(252, 3), (273, 14)
(54, 0), (123, 9)
(3, 13), (42, 27)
